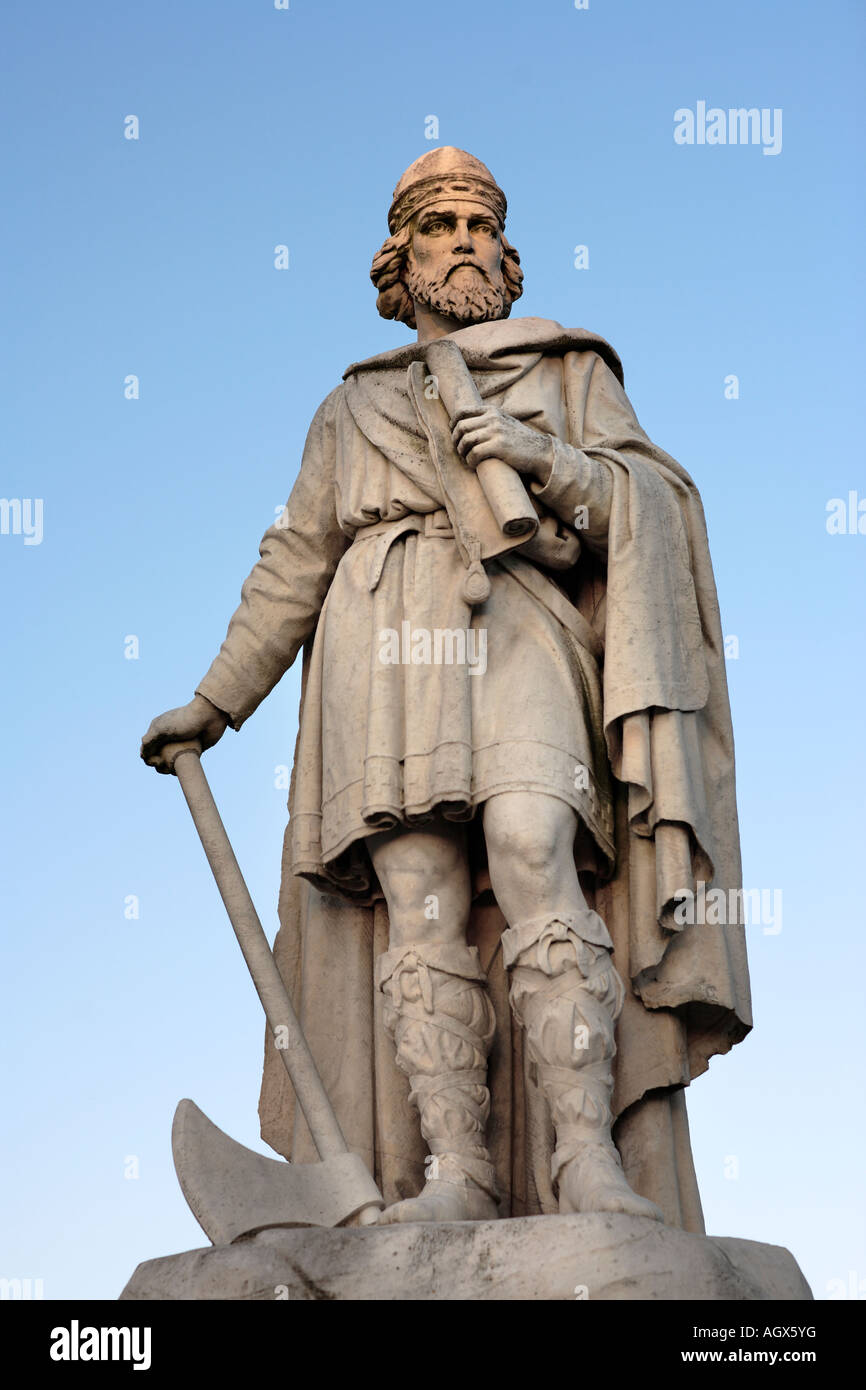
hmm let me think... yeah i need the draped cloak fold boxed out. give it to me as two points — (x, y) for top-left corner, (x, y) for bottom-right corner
(195, 317), (752, 1230)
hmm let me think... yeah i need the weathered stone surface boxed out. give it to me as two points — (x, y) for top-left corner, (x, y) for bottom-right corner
(120, 1214), (812, 1302)
(138, 147), (767, 1262)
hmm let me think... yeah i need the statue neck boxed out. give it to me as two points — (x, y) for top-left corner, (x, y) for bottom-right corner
(413, 302), (465, 344)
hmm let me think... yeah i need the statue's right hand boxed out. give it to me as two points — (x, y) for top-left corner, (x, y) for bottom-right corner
(140, 694), (230, 775)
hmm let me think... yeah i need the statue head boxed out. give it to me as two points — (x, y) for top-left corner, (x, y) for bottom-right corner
(370, 147), (524, 330)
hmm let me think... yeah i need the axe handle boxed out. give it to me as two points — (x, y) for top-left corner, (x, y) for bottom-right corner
(164, 742), (350, 1164)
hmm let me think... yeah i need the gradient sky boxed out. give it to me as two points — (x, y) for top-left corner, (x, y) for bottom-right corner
(1, 0), (864, 1301)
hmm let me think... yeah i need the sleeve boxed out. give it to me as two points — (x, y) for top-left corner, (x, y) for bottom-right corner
(195, 387), (350, 730)
(528, 351), (654, 555)
(530, 436), (613, 553)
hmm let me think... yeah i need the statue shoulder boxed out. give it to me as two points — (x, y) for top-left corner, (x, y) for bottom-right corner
(306, 381), (347, 436)
(546, 326), (625, 388)
(459, 316), (627, 386)
(318, 381), (347, 414)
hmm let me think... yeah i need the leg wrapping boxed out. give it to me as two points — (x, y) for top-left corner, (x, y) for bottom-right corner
(502, 912), (627, 1187)
(376, 942), (498, 1197)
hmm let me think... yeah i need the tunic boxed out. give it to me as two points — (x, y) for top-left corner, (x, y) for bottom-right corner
(197, 343), (619, 904)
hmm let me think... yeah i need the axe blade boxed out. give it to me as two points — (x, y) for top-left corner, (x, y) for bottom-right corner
(172, 1099), (383, 1244)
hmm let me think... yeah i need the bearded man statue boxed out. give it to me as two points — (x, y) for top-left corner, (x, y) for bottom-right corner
(142, 147), (752, 1231)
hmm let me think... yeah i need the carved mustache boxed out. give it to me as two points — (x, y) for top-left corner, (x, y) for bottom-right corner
(445, 259), (489, 279)
(412, 259), (492, 293)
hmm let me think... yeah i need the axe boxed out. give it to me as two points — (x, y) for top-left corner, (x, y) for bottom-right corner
(161, 740), (384, 1242)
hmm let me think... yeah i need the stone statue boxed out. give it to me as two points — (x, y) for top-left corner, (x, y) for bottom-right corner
(141, 147), (752, 1234)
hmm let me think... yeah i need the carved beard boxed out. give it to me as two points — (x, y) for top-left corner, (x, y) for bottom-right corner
(403, 256), (509, 325)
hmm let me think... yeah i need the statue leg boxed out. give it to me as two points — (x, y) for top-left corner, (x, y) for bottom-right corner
(483, 791), (663, 1222)
(368, 819), (500, 1224)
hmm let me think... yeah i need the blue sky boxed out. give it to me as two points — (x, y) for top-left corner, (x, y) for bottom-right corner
(1, 0), (863, 1300)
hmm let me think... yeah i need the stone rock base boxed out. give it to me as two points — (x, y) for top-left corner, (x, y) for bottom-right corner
(120, 1213), (812, 1301)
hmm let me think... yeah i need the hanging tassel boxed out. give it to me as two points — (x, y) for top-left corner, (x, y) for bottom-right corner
(461, 539), (490, 606)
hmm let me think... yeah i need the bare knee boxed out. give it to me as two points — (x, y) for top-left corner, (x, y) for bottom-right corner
(369, 823), (470, 946)
(484, 793), (576, 878)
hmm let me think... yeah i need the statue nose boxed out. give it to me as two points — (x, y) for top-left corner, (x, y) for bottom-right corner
(451, 222), (473, 250)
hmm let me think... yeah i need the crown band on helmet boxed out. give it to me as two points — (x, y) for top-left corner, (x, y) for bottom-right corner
(388, 173), (507, 235)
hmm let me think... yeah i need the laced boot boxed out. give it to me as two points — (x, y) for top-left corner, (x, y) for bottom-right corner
(503, 912), (663, 1223)
(375, 941), (500, 1224)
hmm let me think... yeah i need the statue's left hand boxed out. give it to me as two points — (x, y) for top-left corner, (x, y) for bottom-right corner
(452, 408), (554, 484)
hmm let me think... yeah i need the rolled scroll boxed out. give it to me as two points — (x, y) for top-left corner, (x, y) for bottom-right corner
(425, 339), (539, 539)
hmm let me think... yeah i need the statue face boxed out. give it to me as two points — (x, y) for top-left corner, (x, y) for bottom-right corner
(403, 197), (509, 325)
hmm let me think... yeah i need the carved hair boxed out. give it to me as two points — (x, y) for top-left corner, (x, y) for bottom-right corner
(370, 223), (524, 329)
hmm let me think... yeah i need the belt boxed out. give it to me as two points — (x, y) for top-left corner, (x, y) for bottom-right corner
(354, 508), (454, 540)
(352, 510), (454, 591)
(350, 510), (603, 663)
